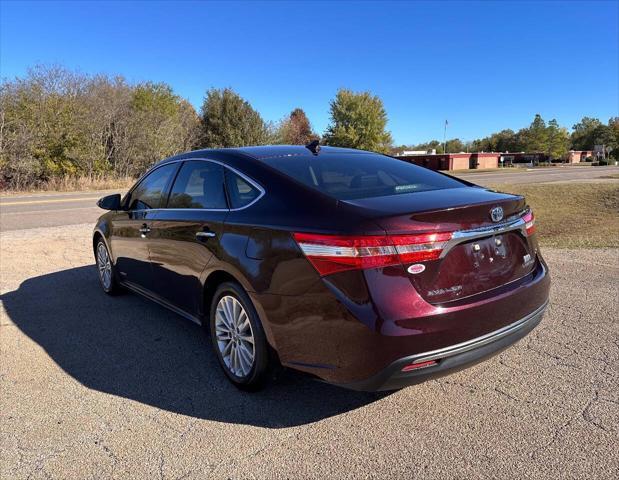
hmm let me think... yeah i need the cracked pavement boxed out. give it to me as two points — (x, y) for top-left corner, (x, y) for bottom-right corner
(1, 224), (617, 479)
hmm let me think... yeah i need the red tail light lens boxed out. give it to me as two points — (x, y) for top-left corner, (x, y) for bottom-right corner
(523, 210), (536, 236)
(401, 359), (438, 372)
(293, 231), (453, 276)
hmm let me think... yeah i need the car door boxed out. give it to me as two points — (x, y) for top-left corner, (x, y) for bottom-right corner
(148, 160), (229, 317)
(110, 162), (178, 292)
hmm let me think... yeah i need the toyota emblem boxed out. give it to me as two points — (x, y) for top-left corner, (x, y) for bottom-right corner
(490, 206), (504, 222)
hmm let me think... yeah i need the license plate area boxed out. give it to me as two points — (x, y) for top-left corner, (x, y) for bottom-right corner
(408, 232), (534, 303)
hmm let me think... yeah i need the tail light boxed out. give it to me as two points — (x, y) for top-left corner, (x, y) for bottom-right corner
(522, 210), (536, 236)
(293, 231), (453, 276)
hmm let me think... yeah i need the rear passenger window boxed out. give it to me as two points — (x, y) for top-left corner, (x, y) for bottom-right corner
(167, 161), (227, 209)
(225, 170), (262, 209)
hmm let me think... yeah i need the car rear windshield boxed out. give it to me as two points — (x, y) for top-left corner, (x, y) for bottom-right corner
(263, 153), (466, 200)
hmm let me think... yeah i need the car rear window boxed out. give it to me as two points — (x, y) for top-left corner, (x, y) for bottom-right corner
(263, 153), (465, 200)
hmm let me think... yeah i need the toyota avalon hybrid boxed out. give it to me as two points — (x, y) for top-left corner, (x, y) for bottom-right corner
(93, 144), (550, 391)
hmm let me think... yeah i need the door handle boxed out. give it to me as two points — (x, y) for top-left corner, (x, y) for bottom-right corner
(196, 231), (216, 240)
(139, 224), (151, 237)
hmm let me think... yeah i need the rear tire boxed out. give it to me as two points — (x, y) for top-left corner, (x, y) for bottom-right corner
(209, 282), (269, 390)
(95, 239), (121, 295)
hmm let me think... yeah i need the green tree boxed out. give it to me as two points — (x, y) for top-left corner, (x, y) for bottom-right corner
(607, 117), (619, 160)
(323, 89), (392, 152)
(199, 88), (268, 148)
(546, 119), (570, 159)
(0, 65), (200, 188)
(128, 82), (200, 173)
(570, 116), (602, 150)
(522, 114), (548, 152)
(444, 138), (465, 153)
(590, 118), (619, 161)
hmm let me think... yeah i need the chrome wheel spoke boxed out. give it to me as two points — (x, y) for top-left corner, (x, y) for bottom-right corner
(214, 295), (255, 378)
(221, 340), (233, 357)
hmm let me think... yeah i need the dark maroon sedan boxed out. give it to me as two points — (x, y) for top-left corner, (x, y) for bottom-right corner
(93, 144), (549, 391)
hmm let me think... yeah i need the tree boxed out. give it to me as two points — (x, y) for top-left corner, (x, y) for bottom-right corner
(607, 117), (619, 160)
(127, 82), (201, 173)
(546, 119), (570, 159)
(0, 65), (201, 188)
(199, 88), (268, 148)
(444, 138), (465, 153)
(323, 89), (392, 152)
(521, 114), (548, 152)
(274, 108), (318, 145)
(571, 116), (602, 150)
(589, 118), (619, 160)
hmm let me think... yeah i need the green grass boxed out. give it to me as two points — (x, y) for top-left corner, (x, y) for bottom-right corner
(489, 182), (619, 248)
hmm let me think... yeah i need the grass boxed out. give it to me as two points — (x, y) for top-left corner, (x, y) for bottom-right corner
(1, 175), (135, 195)
(489, 182), (619, 248)
(446, 168), (524, 174)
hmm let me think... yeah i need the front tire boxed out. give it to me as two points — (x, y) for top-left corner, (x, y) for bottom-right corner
(209, 282), (269, 390)
(95, 239), (121, 295)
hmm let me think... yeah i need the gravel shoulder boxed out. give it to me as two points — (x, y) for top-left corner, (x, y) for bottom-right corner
(1, 224), (617, 479)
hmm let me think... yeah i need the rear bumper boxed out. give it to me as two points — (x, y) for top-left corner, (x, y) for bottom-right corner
(338, 300), (547, 391)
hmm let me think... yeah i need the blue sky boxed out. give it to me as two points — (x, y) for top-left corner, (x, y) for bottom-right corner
(1, 0), (617, 145)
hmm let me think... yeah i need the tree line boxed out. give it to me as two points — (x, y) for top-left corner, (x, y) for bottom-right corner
(397, 114), (619, 160)
(0, 65), (391, 189)
(1, 64), (616, 189)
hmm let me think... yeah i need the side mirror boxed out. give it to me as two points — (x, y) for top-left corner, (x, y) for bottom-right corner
(97, 194), (122, 211)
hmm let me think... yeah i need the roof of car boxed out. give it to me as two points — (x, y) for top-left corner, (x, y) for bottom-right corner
(161, 145), (376, 165)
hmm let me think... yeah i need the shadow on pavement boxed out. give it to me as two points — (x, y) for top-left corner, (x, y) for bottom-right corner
(1, 266), (387, 428)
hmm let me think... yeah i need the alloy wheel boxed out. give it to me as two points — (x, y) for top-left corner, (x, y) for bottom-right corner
(96, 242), (112, 290)
(215, 295), (256, 378)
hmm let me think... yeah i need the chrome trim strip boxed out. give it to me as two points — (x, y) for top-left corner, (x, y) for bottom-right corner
(121, 280), (202, 325)
(124, 157), (266, 213)
(439, 216), (527, 258)
(410, 300), (548, 364)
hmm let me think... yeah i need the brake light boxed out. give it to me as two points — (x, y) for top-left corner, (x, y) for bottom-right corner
(293, 231), (453, 276)
(523, 210), (536, 236)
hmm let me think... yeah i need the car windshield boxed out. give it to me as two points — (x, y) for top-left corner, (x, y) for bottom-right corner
(263, 153), (466, 200)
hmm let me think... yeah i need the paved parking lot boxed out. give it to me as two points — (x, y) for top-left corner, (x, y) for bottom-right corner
(1, 224), (617, 479)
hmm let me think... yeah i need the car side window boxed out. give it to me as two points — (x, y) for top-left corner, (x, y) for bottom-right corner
(128, 163), (177, 211)
(167, 160), (227, 209)
(225, 169), (262, 209)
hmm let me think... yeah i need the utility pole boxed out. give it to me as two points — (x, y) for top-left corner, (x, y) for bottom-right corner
(443, 119), (448, 154)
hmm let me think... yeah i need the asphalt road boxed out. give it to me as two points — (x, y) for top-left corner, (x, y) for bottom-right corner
(456, 164), (619, 185)
(0, 190), (123, 232)
(1, 165), (617, 232)
(0, 224), (617, 479)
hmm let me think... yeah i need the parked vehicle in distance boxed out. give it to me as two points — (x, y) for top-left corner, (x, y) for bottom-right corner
(93, 144), (550, 391)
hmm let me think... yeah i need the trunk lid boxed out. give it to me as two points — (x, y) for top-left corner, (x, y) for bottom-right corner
(345, 187), (536, 304)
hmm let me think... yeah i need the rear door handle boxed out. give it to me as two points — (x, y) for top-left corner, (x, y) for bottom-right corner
(196, 231), (216, 240)
(139, 224), (151, 237)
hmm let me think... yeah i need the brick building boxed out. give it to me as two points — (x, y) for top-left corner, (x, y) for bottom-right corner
(396, 152), (500, 170)
(563, 150), (594, 163)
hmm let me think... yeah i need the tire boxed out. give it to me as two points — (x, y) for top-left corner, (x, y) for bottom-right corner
(95, 238), (121, 295)
(209, 281), (269, 390)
